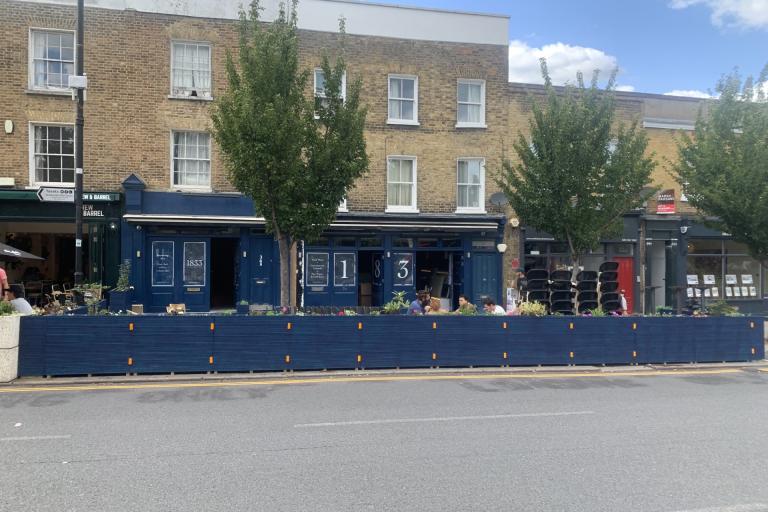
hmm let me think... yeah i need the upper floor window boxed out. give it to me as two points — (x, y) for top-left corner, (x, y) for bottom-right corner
(457, 79), (486, 128)
(314, 68), (346, 110)
(172, 131), (211, 189)
(30, 30), (75, 90)
(456, 158), (485, 213)
(171, 42), (212, 98)
(386, 156), (418, 212)
(388, 75), (418, 125)
(30, 124), (75, 185)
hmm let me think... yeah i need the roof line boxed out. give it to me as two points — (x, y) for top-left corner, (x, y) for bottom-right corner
(328, 0), (510, 19)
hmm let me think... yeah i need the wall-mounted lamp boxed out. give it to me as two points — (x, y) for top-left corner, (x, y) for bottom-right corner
(496, 243), (508, 254)
(109, 222), (117, 230)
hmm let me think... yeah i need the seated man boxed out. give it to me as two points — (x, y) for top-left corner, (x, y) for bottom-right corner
(482, 297), (506, 315)
(408, 291), (428, 315)
(454, 294), (476, 314)
(8, 284), (34, 315)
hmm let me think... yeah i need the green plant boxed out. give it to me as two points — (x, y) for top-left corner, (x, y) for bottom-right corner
(238, 300), (249, 306)
(382, 291), (409, 314)
(706, 300), (741, 317)
(457, 305), (478, 316)
(113, 260), (132, 292)
(587, 307), (607, 317)
(0, 301), (15, 316)
(518, 301), (548, 317)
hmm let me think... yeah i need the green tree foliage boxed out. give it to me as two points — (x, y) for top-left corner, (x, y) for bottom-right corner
(673, 67), (768, 267)
(211, 1), (368, 306)
(498, 60), (656, 274)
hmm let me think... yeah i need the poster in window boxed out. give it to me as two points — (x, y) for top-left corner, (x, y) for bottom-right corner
(711, 287), (719, 298)
(704, 288), (711, 298)
(686, 275), (699, 285)
(749, 286), (757, 297)
(183, 242), (206, 287)
(151, 241), (174, 287)
(694, 288), (701, 297)
(725, 287), (733, 297)
(725, 275), (738, 285)
(334, 253), (356, 287)
(741, 286), (749, 297)
(703, 275), (716, 285)
(306, 252), (329, 287)
(686, 288), (694, 298)
(392, 253), (414, 287)
(741, 274), (754, 285)
(734, 287), (741, 297)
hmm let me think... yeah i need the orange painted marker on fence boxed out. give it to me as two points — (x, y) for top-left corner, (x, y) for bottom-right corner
(285, 355), (291, 364)
(432, 353), (438, 361)
(632, 323), (637, 331)
(569, 322), (574, 330)
(503, 352), (508, 360)
(209, 356), (214, 365)
(357, 354), (362, 364)
(503, 322), (507, 329)
(358, 322), (363, 330)
(210, 323), (215, 331)
(432, 322), (437, 330)
(127, 357), (133, 366)
(129, 323), (134, 332)
(287, 322), (292, 330)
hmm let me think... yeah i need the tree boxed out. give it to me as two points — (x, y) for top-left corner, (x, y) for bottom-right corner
(211, 1), (368, 307)
(673, 67), (768, 268)
(497, 60), (656, 276)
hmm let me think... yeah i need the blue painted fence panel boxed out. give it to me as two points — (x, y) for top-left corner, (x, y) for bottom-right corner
(18, 318), (47, 376)
(360, 317), (435, 369)
(289, 317), (360, 370)
(434, 316), (507, 368)
(569, 318), (636, 365)
(508, 318), (570, 366)
(130, 316), (212, 374)
(213, 317), (288, 372)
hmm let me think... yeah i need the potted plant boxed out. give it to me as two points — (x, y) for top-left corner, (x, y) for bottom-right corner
(381, 291), (409, 315)
(109, 260), (134, 313)
(236, 300), (250, 315)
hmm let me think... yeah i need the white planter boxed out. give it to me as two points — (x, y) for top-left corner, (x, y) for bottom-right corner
(0, 315), (20, 383)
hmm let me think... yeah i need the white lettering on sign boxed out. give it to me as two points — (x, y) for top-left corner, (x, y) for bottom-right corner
(373, 259), (382, 279)
(36, 187), (74, 203)
(397, 260), (409, 279)
(186, 259), (204, 267)
(82, 204), (105, 217)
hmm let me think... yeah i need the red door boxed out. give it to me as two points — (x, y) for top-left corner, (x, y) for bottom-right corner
(614, 257), (634, 314)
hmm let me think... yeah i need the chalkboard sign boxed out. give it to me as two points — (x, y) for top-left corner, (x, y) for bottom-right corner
(334, 253), (356, 287)
(393, 253), (414, 287)
(151, 241), (174, 287)
(306, 252), (329, 287)
(183, 242), (206, 287)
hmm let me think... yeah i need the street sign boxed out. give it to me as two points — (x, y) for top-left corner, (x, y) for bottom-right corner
(36, 187), (75, 203)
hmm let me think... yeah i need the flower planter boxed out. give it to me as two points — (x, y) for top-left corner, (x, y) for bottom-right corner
(108, 290), (133, 313)
(0, 315), (20, 382)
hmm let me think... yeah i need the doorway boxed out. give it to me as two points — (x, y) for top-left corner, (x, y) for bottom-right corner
(415, 251), (457, 310)
(210, 238), (238, 310)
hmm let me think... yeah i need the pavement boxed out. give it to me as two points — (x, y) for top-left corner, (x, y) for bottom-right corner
(2, 366), (768, 512)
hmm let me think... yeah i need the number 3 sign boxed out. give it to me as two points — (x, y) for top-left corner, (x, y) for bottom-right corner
(392, 253), (414, 287)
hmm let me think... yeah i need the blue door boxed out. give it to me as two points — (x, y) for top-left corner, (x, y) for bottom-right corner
(249, 237), (274, 305)
(471, 252), (499, 305)
(147, 237), (210, 312)
(372, 253), (384, 306)
(391, 252), (416, 302)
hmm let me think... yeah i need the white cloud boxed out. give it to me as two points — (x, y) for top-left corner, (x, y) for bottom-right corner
(669, 0), (768, 30)
(615, 85), (636, 92)
(508, 40), (623, 86)
(663, 89), (714, 98)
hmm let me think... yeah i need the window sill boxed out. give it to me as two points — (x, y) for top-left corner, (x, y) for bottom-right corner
(455, 208), (487, 214)
(385, 207), (419, 214)
(387, 119), (420, 127)
(25, 88), (71, 97)
(455, 123), (487, 129)
(168, 95), (213, 102)
(170, 186), (213, 193)
(27, 183), (75, 189)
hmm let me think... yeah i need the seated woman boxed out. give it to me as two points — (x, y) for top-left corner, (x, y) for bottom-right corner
(426, 297), (448, 315)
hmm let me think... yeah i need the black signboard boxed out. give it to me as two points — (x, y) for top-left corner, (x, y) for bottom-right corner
(306, 252), (329, 287)
(393, 253), (414, 287)
(183, 242), (206, 286)
(152, 241), (174, 287)
(334, 253), (356, 287)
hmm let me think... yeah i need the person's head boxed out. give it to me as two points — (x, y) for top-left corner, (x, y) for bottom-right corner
(429, 297), (440, 311)
(8, 284), (24, 300)
(620, 289), (626, 296)
(458, 294), (470, 307)
(482, 297), (496, 311)
(417, 291), (428, 302)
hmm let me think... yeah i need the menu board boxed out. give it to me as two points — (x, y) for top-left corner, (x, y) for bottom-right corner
(151, 241), (174, 287)
(703, 275), (716, 285)
(741, 274), (754, 285)
(393, 253), (414, 287)
(725, 275), (738, 285)
(334, 253), (356, 287)
(686, 275), (699, 285)
(306, 252), (329, 287)
(183, 242), (206, 287)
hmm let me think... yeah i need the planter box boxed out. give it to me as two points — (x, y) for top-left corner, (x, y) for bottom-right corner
(109, 290), (133, 313)
(0, 315), (20, 383)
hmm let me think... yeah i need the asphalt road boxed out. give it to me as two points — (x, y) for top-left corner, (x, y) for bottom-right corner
(1, 369), (768, 512)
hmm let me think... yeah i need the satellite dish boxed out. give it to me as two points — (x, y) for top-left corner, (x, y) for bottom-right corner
(489, 192), (509, 207)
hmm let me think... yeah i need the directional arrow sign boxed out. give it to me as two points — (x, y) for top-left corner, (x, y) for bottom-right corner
(36, 187), (75, 203)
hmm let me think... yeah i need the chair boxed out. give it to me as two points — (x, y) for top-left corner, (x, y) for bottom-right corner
(25, 281), (42, 306)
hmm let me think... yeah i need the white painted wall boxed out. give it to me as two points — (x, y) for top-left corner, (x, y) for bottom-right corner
(18, 0), (510, 46)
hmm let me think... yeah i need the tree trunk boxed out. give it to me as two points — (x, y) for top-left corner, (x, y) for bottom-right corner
(565, 233), (580, 283)
(277, 235), (291, 309)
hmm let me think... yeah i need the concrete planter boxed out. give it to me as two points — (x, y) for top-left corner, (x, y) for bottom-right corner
(0, 315), (20, 383)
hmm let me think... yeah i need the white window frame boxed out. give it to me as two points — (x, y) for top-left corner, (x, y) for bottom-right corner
(337, 197), (348, 212)
(170, 40), (213, 100)
(28, 122), (76, 187)
(455, 157), (486, 214)
(456, 79), (486, 128)
(170, 130), (212, 191)
(28, 28), (76, 92)
(387, 74), (419, 126)
(385, 156), (418, 213)
(314, 68), (347, 102)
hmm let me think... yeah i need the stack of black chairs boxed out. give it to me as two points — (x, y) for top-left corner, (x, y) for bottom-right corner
(598, 261), (621, 313)
(549, 269), (575, 315)
(525, 269), (550, 311)
(576, 270), (599, 313)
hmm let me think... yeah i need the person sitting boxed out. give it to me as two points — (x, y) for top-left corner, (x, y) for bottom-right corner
(482, 297), (506, 315)
(7, 284), (34, 315)
(454, 294), (477, 314)
(408, 291), (428, 315)
(426, 297), (448, 315)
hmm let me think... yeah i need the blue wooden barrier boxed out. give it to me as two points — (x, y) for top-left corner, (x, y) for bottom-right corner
(17, 316), (765, 377)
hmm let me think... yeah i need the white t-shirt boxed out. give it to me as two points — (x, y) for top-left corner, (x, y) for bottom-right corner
(489, 305), (506, 315)
(620, 295), (628, 312)
(11, 298), (34, 315)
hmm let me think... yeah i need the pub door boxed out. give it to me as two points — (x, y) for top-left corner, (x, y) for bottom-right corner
(147, 237), (210, 312)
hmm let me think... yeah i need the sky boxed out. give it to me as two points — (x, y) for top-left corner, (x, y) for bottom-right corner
(368, 0), (768, 97)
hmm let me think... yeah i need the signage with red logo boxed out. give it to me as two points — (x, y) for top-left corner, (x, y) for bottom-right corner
(656, 189), (676, 214)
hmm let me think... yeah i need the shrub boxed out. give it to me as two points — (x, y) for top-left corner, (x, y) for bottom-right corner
(707, 300), (741, 317)
(518, 301), (547, 317)
(113, 260), (132, 292)
(0, 301), (15, 316)
(382, 291), (408, 314)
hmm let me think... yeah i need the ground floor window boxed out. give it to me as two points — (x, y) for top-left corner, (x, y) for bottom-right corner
(686, 239), (763, 300)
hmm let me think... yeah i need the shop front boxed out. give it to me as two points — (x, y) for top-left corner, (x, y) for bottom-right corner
(301, 214), (506, 310)
(121, 175), (280, 313)
(0, 189), (122, 300)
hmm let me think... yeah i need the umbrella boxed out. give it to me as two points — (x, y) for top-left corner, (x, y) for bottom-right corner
(0, 242), (44, 261)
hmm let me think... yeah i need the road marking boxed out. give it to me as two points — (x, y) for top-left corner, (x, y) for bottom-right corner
(294, 410), (595, 428)
(0, 368), (744, 394)
(671, 505), (768, 512)
(0, 435), (71, 442)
